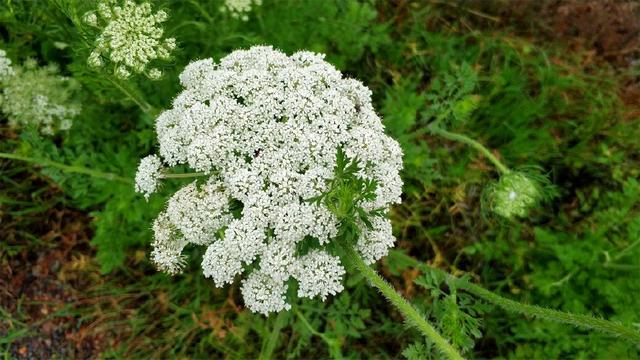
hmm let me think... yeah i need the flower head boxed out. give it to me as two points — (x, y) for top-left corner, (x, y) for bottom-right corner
(137, 46), (403, 314)
(148, 68), (162, 80)
(220, 0), (262, 21)
(84, 0), (175, 79)
(0, 49), (15, 80)
(83, 12), (98, 27)
(134, 155), (163, 200)
(0, 55), (80, 135)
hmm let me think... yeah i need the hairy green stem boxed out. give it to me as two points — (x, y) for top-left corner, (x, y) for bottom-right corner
(105, 76), (158, 117)
(342, 245), (464, 360)
(391, 250), (640, 344)
(612, 238), (640, 261)
(259, 310), (288, 360)
(0, 152), (131, 184)
(429, 125), (510, 174)
(457, 281), (640, 343)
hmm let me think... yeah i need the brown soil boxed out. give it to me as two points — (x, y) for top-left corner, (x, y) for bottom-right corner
(434, 0), (640, 69)
(0, 164), (105, 359)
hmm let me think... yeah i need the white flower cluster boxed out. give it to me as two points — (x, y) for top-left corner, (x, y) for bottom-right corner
(0, 55), (80, 135)
(136, 46), (403, 314)
(134, 154), (163, 200)
(0, 50), (15, 79)
(84, 0), (176, 79)
(221, 0), (262, 21)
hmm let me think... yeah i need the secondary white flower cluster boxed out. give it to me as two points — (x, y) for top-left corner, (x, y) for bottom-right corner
(136, 46), (403, 314)
(84, 0), (176, 80)
(0, 54), (80, 135)
(221, 0), (262, 21)
(134, 154), (163, 200)
(0, 50), (14, 79)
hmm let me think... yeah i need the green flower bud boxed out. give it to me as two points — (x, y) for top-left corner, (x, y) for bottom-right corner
(488, 172), (541, 219)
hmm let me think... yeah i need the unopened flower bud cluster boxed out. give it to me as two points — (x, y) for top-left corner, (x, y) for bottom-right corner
(221, 0), (262, 21)
(489, 171), (541, 219)
(0, 52), (80, 135)
(84, 0), (176, 79)
(136, 46), (403, 314)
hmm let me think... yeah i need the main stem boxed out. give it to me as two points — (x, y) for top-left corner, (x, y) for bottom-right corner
(0, 152), (131, 184)
(258, 310), (288, 360)
(342, 245), (464, 360)
(429, 125), (510, 175)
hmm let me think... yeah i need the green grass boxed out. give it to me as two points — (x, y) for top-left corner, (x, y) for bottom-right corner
(1, 0), (639, 358)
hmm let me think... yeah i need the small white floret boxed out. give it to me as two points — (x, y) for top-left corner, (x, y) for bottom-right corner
(134, 155), (163, 200)
(292, 250), (345, 300)
(241, 271), (291, 315)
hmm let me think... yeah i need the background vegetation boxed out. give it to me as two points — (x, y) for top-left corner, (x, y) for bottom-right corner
(1, 0), (639, 358)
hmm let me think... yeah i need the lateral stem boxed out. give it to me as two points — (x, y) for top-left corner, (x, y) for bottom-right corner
(429, 125), (510, 174)
(0, 152), (131, 184)
(160, 172), (207, 179)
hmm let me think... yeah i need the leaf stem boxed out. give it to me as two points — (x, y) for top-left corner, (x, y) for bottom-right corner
(0, 152), (131, 184)
(342, 245), (464, 360)
(429, 125), (510, 174)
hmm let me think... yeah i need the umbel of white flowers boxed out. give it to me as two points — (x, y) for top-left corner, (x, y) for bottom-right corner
(220, 0), (262, 21)
(0, 49), (15, 79)
(0, 50), (80, 135)
(135, 46), (403, 315)
(84, 0), (176, 80)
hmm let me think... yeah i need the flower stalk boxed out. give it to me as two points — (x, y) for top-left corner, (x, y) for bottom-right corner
(428, 124), (510, 175)
(160, 172), (207, 179)
(342, 244), (464, 360)
(105, 75), (158, 117)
